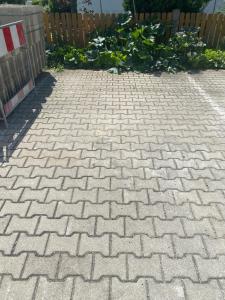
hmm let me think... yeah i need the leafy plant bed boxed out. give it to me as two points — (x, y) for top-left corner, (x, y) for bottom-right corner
(46, 13), (225, 73)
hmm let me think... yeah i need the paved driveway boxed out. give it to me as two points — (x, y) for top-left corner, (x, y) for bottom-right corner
(1, 70), (225, 299)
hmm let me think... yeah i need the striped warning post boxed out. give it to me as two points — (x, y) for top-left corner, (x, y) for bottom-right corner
(0, 22), (26, 58)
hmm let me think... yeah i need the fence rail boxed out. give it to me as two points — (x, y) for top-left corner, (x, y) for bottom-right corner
(43, 12), (225, 48)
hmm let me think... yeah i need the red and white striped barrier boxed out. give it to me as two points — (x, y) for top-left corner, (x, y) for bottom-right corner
(3, 80), (34, 116)
(0, 21), (26, 58)
(0, 21), (35, 123)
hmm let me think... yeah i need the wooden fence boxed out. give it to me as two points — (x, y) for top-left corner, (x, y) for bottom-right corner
(43, 12), (225, 49)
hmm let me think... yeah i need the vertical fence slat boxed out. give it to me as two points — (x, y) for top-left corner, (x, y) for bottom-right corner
(55, 13), (60, 43)
(205, 14), (214, 45)
(219, 15), (225, 48)
(199, 14), (208, 39)
(195, 12), (202, 36)
(43, 13), (51, 44)
(190, 13), (197, 27)
(51, 13), (57, 43)
(71, 13), (78, 45)
(139, 13), (145, 22)
(211, 14), (220, 48)
(65, 13), (72, 44)
(184, 13), (191, 27)
(60, 13), (67, 42)
(179, 12), (185, 30)
(78, 14), (84, 47)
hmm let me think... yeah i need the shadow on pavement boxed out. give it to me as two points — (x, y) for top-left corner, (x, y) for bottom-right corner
(0, 72), (56, 162)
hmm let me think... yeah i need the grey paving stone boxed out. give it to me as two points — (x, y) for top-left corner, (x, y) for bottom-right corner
(173, 235), (207, 258)
(111, 278), (147, 300)
(0, 276), (37, 300)
(6, 216), (38, 234)
(58, 254), (92, 279)
(183, 219), (215, 237)
(45, 234), (79, 255)
(126, 218), (154, 236)
(111, 235), (141, 256)
(67, 217), (95, 235)
(27, 201), (56, 217)
(0, 188), (23, 202)
(128, 255), (162, 280)
(162, 255), (198, 282)
(14, 233), (48, 255)
(184, 279), (223, 300)
(155, 218), (185, 237)
(79, 234), (109, 256)
(22, 253), (59, 279)
(46, 188), (73, 202)
(93, 254), (126, 280)
(96, 218), (124, 236)
(143, 235), (174, 257)
(0, 201), (30, 217)
(73, 277), (109, 300)
(20, 188), (48, 202)
(55, 202), (83, 218)
(0, 233), (17, 254)
(0, 253), (26, 278)
(124, 189), (149, 204)
(111, 202), (137, 218)
(147, 279), (185, 300)
(83, 202), (110, 218)
(36, 216), (68, 235)
(195, 256), (225, 281)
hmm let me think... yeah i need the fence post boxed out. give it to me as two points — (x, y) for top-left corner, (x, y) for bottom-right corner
(172, 9), (180, 33)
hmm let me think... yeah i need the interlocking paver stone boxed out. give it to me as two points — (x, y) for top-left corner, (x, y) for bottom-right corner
(1, 69), (225, 297)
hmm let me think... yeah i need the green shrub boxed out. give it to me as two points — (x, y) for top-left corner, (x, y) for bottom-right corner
(192, 49), (225, 69)
(46, 13), (225, 73)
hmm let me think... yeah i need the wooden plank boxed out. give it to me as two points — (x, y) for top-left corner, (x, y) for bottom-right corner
(195, 13), (202, 33)
(155, 13), (161, 22)
(43, 13), (51, 44)
(55, 13), (60, 43)
(97, 13), (104, 31)
(215, 14), (225, 49)
(111, 13), (117, 29)
(106, 13), (113, 29)
(61, 13), (67, 43)
(190, 13), (197, 27)
(77, 13), (84, 47)
(209, 14), (218, 47)
(204, 14), (214, 46)
(139, 13), (144, 22)
(222, 15), (225, 48)
(83, 14), (90, 46)
(71, 13), (78, 45)
(184, 12), (191, 28)
(211, 14), (220, 48)
(94, 14), (100, 30)
(179, 12), (185, 30)
(166, 12), (172, 37)
(101, 12), (108, 30)
(161, 12), (167, 23)
(145, 13), (150, 21)
(65, 13), (73, 44)
(199, 13), (208, 39)
(50, 13), (56, 43)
